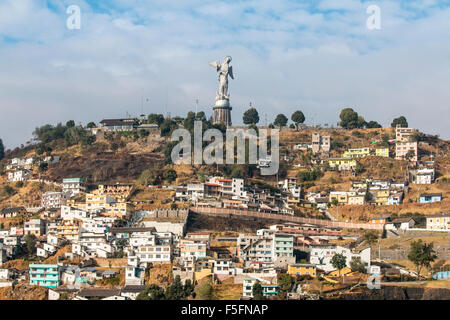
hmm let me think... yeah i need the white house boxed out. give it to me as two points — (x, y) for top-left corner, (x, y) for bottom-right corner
(385, 218), (415, 231)
(309, 245), (371, 273)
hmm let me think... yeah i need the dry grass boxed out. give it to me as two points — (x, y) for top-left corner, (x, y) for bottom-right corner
(212, 277), (242, 300)
(146, 263), (173, 287)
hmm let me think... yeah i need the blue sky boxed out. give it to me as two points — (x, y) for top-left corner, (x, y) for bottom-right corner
(1, 0), (450, 148)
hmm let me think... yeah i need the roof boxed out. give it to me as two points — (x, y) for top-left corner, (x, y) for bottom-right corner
(100, 118), (138, 126)
(426, 213), (450, 218)
(121, 285), (146, 293)
(0, 207), (25, 214)
(420, 193), (442, 197)
(109, 227), (156, 233)
(389, 217), (415, 224)
(78, 288), (121, 297)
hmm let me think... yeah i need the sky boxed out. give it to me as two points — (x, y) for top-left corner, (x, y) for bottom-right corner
(1, 0), (450, 149)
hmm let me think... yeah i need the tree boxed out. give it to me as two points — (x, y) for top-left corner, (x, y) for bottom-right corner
(350, 257), (366, 273)
(408, 239), (437, 276)
(25, 234), (37, 255)
(38, 162), (48, 173)
(363, 231), (378, 246)
(198, 282), (213, 300)
(160, 118), (178, 137)
(148, 114), (165, 127)
(366, 121), (382, 128)
(164, 169), (177, 183)
(0, 138), (4, 160)
(66, 120), (75, 128)
(243, 108), (260, 125)
(331, 253), (347, 276)
(252, 282), (264, 300)
(138, 169), (154, 186)
(86, 122), (96, 128)
(391, 116), (408, 128)
(183, 279), (195, 298)
(339, 108), (360, 129)
(165, 275), (185, 300)
(4, 185), (15, 196)
(291, 111), (305, 130)
(136, 284), (165, 300)
(274, 114), (288, 128)
(278, 273), (294, 299)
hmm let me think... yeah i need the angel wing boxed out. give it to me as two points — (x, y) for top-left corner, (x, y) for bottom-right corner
(208, 61), (220, 70)
(229, 65), (234, 80)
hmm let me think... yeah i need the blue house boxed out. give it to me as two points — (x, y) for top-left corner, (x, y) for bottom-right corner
(29, 264), (60, 288)
(419, 193), (442, 204)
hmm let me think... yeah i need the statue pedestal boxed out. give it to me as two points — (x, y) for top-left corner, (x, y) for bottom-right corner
(213, 99), (232, 126)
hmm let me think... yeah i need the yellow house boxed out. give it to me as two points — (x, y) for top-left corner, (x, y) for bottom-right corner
(375, 148), (389, 157)
(329, 192), (348, 204)
(288, 264), (317, 277)
(426, 213), (450, 230)
(56, 219), (80, 241)
(102, 201), (131, 218)
(342, 148), (371, 158)
(375, 190), (389, 206)
(86, 191), (115, 211)
(328, 158), (357, 171)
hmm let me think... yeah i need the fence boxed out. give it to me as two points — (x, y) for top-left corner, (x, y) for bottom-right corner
(190, 207), (384, 230)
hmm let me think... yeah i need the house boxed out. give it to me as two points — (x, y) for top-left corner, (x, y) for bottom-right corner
(395, 141), (418, 163)
(213, 259), (235, 280)
(62, 178), (86, 197)
(342, 147), (371, 158)
(77, 288), (122, 300)
(180, 239), (207, 260)
(7, 169), (31, 182)
(410, 168), (435, 184)
(329, 192), (348, 204)
(419, 193), (442, 204)
(426, 213), (450, 230)
(237, 232), (294, 269)
(309, 245), (371, 273)
(0, 207), (26, 219)
(375, 148), (389, 158)
(125, 266), (145, 286)
(61, 206), (91, 220)
(287, 264), (317, 277)
(311, 133), (330, 153)
(242, 278), (279, 298)
(24, 219), (46, 237)
(41, 191), (68, 209)
(385, 218), (415, 231)
(99, 118), (139, 131)
(121, 285), (146, 300)
(387, 192), (404, 205)
(29, 264), (60, 288)
(98, 183), (133, 197)
(369, 216), (389, 224)
(395, 126), (415, 142)
(328, 158), (357, 171)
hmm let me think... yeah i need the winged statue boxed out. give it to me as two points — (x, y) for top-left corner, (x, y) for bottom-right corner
(208, 56), (234, 101)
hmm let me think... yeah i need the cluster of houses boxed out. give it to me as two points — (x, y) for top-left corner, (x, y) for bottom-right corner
(5, 155), (60, 182)
(174, 176), (300, 215)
